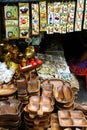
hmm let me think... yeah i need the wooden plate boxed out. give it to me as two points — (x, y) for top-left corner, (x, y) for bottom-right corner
(20, 63), (42, 72)
(58, 110), (87, 127)
(0, 88), (17, 97)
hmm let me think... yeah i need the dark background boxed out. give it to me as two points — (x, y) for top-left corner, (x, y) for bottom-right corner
(39, 31), (87, 63)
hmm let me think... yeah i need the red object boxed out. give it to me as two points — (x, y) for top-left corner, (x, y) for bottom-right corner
(30, 60), (35, 64)
(32, 62), (37, 66)
(30, 58), (35, 61)
(21, 19), (26, 24)
(36, 59), (43, 65)
(74, 72), (87, 90)
(69, 64), (87, 90)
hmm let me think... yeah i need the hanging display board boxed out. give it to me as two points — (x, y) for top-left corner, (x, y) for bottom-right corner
(4, 5), (19, 39)
(75, 0), (85, 31)
(83, 0), (87, 29)
(19, 3), (30, 38)
(54, 2), (61, 33)
(31, 3), (39, 35)
(67, 1), (75, 33)
(2, 0), (87, 40)
(47, 3), (54, 34)
(39, 1), (47, 32)
(0, 0), (40, 2)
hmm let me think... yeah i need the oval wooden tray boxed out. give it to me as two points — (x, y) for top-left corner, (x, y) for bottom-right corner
(0, 88), (17, 97)
(20, 63), (42, 72)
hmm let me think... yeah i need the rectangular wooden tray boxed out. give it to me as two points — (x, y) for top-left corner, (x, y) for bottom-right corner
(58, 110), (87, 127)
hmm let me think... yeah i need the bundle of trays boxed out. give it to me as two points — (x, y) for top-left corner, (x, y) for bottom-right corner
(16, 78), (41, 105)
(27, 79), (40, 97)
(16, 79), (29, 105)
(24, 96), (54, 130)
(75, 102), (87, 116)
(24, 96), (54, 115)
(0, 99), (23, 129)
(0, 83), (17, 101)
(50, 113), (61, 130)
(53, 79), (74, 110)
(48, 110), (87, 130)
(24, 112), (51, 130)
(41, 78), (75, 110)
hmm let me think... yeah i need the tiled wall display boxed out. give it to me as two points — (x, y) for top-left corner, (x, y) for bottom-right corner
(19, 3), (30, 38)
(67, 1), (75, 32)
(60, 2), (68, 34)
(39, 1), (47, 32)
(3, 0), (87, 39)
(54, 2), (61, 33)
(4, 5), (19, 39)
(75, 0), (84, 31)
(47, 3), (54, 34)
(83, 0), (87, 29)
(31, 3), (39, 35)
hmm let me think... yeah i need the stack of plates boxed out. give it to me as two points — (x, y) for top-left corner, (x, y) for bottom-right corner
(50, 113), (61, 130)
(18, 93), (29, 105)
(24, 110), (50, 130)
(0, 127), (18, 130)
(0, 99), (23, 129)
(16, 79), (29, 105)
(53, 79), (75, 110)
(75, 102), (87, 116)
(41, 83), (53, 97)
(55, 100), (75, 110)
(0, 87), (17, 101)
(27, 80), (40, 98)
(23, 96), (54, 130)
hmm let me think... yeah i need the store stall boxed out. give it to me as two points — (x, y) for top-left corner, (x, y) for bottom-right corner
(0, 0), (87, 130)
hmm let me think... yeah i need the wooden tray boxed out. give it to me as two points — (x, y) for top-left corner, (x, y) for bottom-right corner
(26, 96), (54, 115)
(20, 63), (42, 72)
(0, 88), (17, 97)
(42, 78), (64, 87)
(0, 99), (22, 115)
(0, 120), (20, 127)
(49, 78), (64, 88)
(53, 83), (73, 104)
(27, 80), (40, 93)
(58, 110), (87, 127)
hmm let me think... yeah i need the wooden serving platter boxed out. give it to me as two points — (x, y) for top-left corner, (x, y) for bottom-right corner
(58, 110), (87, 127)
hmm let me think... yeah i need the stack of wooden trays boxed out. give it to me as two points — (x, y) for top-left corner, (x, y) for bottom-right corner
(53, 79), (74, 110)
(0, 83), (17, 100)
(0, 99), (23, 130)
(24, 112), (50, 130)
(75, 102), (87, 117)
(41, 78), (75, 110)
(27, 80), (40, 98)
(41, 83), (53, 97)
(16, 79), (29, 105)
(50, 113), (61, 130)
(49, 110), (87, 130)
(23, 96), (54, 130)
